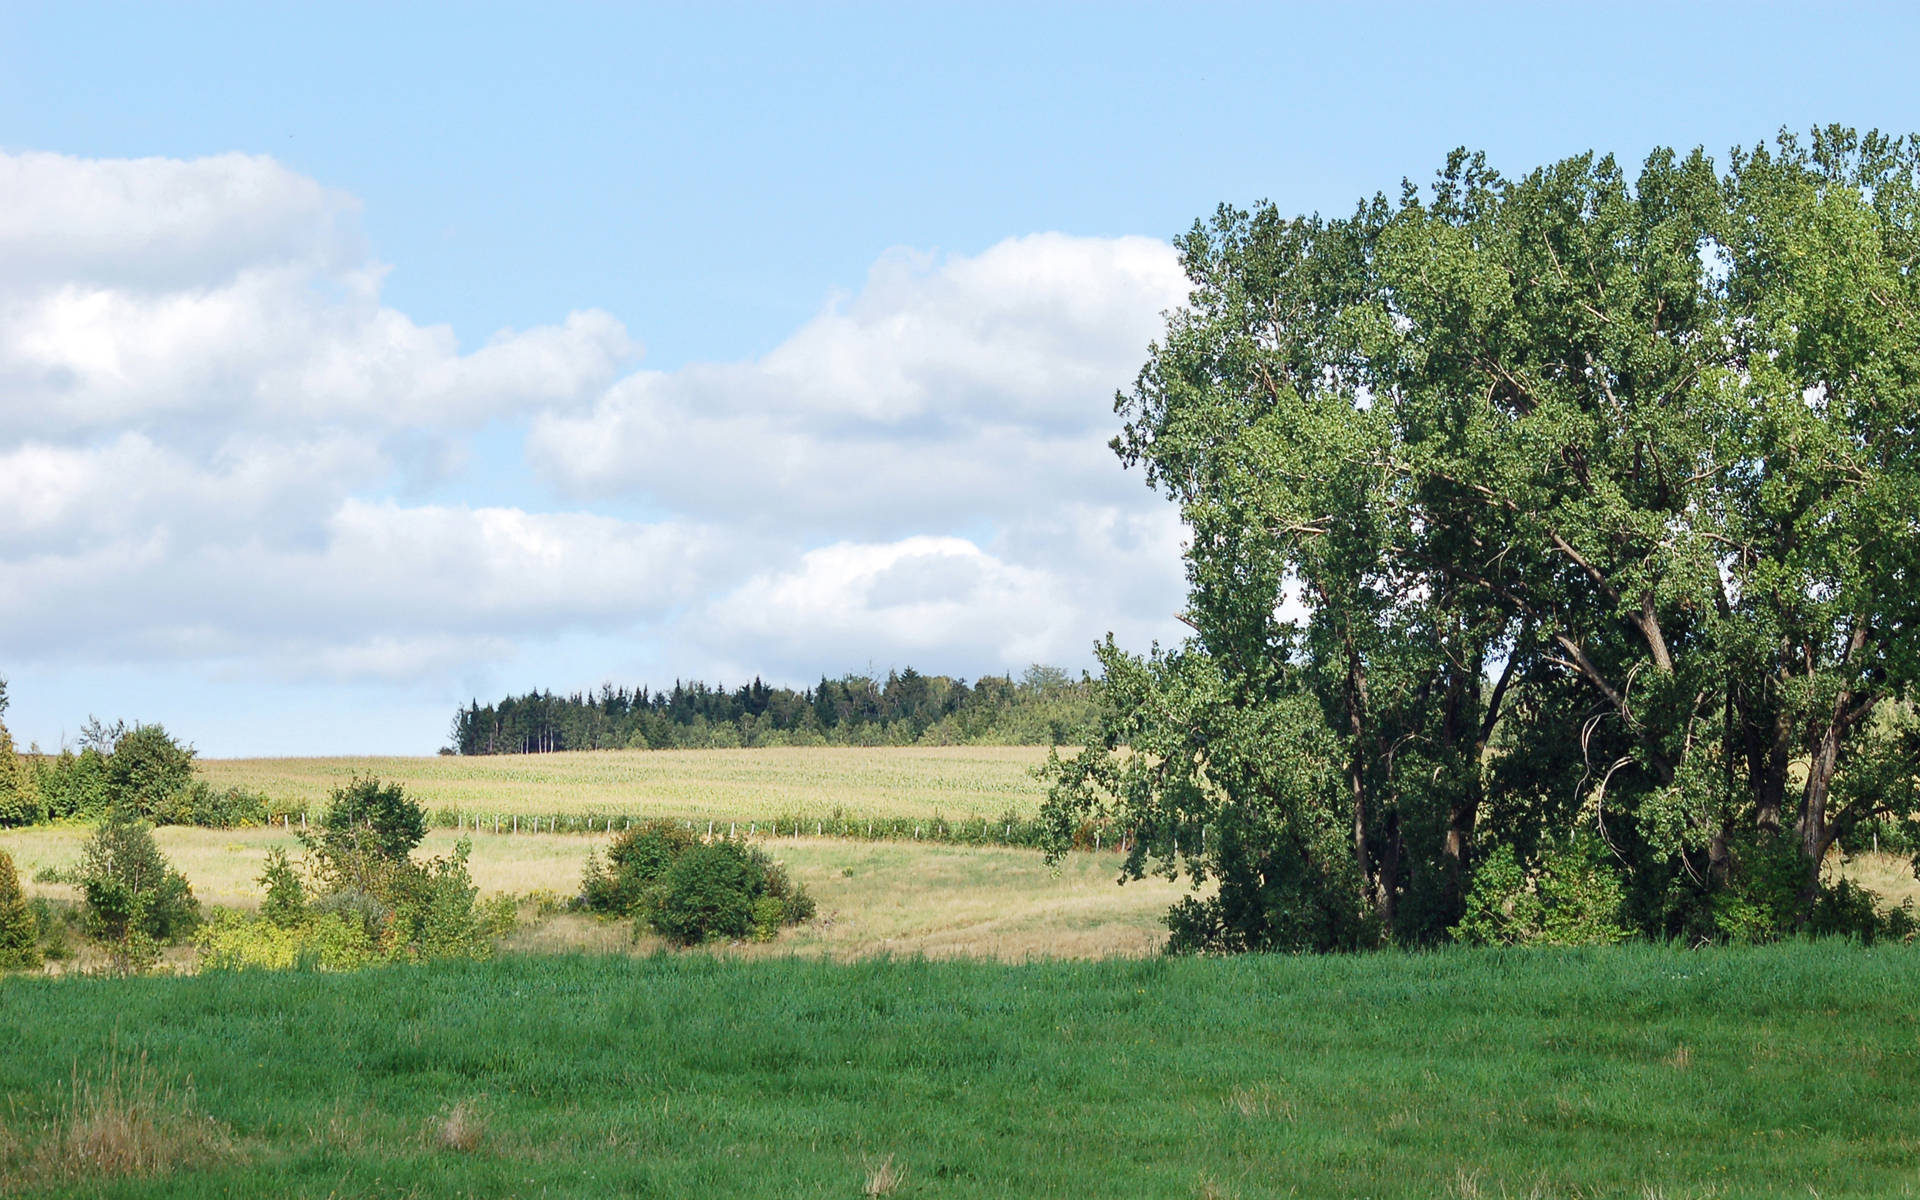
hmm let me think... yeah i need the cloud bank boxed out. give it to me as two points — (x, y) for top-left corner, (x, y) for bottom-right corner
(0, 149), (1190, 749)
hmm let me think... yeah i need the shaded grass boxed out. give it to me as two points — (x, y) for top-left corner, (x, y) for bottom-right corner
(3, 945), (1920, 1197)
(195, 745), (1052, 825)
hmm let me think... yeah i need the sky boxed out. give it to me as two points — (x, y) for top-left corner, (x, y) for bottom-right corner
(2, 2), (1918, 756)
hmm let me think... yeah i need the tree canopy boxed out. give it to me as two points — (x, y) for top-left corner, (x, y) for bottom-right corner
(1044, 127), (1920, 950)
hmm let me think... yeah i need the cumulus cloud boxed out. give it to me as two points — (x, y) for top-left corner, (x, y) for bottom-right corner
(0, 149), (633, 440)
(526, 232), (1188, 535)
(0, 147), (1190, 726)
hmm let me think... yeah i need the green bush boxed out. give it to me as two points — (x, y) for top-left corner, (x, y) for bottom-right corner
(1453, 839), (1630, 948)
(28, 897), (75, 962)
(580, 820), (699, 915)
(0, 721), (43, 827)
(196, 908), (378, 971)
(640, 838), (816, 947)
(0, 847), (40, 969)
(652, 841), (758, 945)
(74, 808), (201, 962)
(318, 776), (428, 863)
(259, 848), (307, 927)
(33, 747), (110, 821)
(106, 723), (196, 820)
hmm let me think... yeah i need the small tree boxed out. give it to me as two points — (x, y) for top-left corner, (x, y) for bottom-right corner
(320, 776), (427, 861)
(105, 724), (195, 821)
(258, 848), (306, 928)
(0, 720), (42, 827)
(0, 847), (41, 969)
(76, 807), (200, 969)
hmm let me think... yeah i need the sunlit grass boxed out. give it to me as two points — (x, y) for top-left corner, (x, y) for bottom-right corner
(195, 745), (1053, 824)
(4, 946), (1919, 1197)
(0, 825), (1193, 964)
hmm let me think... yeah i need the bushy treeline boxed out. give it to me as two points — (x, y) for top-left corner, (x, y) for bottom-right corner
(1, 773), (510, 975)
(449, 664), (1095, 754)
(0, 712), (275, 830)
(196, 777), (511, 971)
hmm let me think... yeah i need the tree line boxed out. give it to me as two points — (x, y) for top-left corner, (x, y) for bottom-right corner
(0, 682), (273, 829)
(448, 665), (1097, 754)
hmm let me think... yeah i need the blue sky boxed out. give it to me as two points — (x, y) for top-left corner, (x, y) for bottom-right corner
(2, 2), (1917, 755)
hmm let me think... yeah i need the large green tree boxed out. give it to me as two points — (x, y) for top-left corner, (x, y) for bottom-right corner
(1044, 128), (1920, 949)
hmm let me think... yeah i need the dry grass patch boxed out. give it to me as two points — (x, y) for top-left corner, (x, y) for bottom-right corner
(1, 1044), (236, 1190)
(863, 1152), (904, 1197)
(431, 1099), (487, 1153)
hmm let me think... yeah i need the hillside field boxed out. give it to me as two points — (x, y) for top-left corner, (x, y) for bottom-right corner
(0, 825), (1191, 964)
(5, 945), (1920, 1198)
(195, 745), (1053, 826)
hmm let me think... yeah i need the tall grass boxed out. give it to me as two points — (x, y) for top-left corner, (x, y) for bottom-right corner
(3, 945), (1919, 1197)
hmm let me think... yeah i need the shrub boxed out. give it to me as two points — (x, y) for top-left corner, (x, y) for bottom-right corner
(105, 725), (196, 821)
(580, 820), (699, 915)
(318, 776), (427, 863)
(581, 822), (814, 946)
(299, 780), (495, 963)
(0, 848), (41, 969)
(651, 841), (759, 945)
(646, 839), (816, 947)
(258, 849), (306, 928)
(403, 842), (492, 962)
(195, 908), (378, 971)
(34, 748), (110, 821)
(30, 897), (75, 962)
(75, 809), (201, 963)
(1453, 839), (1630, 947)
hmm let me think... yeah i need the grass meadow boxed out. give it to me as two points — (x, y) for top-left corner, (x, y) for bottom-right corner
(195, 745), (1053, 826)
(0, 825), (1191, 964)
(5, 945), (1920, 1198)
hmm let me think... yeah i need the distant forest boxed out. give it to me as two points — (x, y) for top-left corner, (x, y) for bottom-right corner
(448, 665), (1096, 754)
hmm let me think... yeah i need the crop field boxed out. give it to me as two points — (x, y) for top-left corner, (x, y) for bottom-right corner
(196, 745), (1053, 826)
(0, 825), (1190, 963)
(6, 945), (1920, 1198)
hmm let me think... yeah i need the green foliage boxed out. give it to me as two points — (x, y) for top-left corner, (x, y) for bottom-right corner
(280, 779), (495, 965)
(27, 897), (75, 962)
(105, 723), (196, 820)
(0, 848), (40, 969)
(581, 822), (813, 945)
(651, 841), (758, 945)
(579, 819), (699, 915)
(1049, 127), (1920, 950)
(319, 775), (428, 862)
(32, 747), (110, 821)
(452, 664), (1100, 754)
(72, 808), (201, 966)
(195, 908), (378, 971)
(1453, 840), (1630, 947)
(258, 848), (306, 928)
(0, 720), (42, 828)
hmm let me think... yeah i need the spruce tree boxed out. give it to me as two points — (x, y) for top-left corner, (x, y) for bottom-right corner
(0, 847), (41, 969)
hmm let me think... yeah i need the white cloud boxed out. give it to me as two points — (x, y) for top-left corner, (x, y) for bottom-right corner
(526, 232), (1188, 534)
(0, 149), (633, 440)
(0, 148), (1191, 741)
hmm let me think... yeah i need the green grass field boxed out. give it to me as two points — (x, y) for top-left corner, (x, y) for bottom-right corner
(4, 945), (1919, 1198)
(196, 745), (1053, 826)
